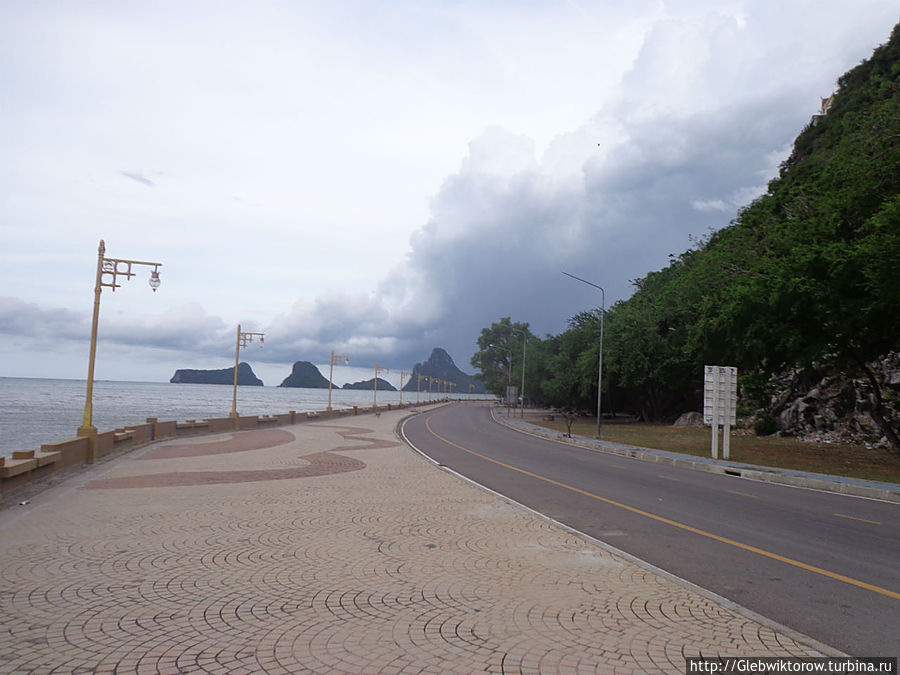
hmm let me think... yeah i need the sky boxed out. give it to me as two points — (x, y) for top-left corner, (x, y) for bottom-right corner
(1, 1), (897, 388)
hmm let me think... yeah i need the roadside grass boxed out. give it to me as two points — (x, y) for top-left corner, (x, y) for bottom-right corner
(529, 417), (900, 484)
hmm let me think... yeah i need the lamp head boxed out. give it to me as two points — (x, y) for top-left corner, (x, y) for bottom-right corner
(148, 269), (161, 291)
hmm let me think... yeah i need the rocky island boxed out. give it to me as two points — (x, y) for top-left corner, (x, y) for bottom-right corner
(403, 347), (483, 394)
(343, 378), (396, 391)
(279, 361), (330, 388)
(170, 362), (264, 386)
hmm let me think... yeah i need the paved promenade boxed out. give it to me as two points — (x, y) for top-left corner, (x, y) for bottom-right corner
(0, 406), (834, 674)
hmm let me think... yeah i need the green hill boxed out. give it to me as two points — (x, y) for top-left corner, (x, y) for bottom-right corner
(474, 22), (900, 450)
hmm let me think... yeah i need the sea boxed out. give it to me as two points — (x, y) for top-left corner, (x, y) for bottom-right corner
(0, 377), (478, 458)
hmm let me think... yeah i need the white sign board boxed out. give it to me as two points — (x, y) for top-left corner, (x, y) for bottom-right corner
(703, 366), (737, 426)
(704, 366), (737, 459)
(505, 385), (518, 406)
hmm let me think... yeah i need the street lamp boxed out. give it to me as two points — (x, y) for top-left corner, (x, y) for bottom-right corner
(328, 351), (350, 411)
(562, 271), (605, 438)
(374, 363), (389, 409)
(512, 328), (527, 418)
(78, 240), (162, 462)
(231, 324), (264, 421)
(417, 374), (428, 404)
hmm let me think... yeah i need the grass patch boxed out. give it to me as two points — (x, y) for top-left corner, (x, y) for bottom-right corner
(531, 417), (900, 484)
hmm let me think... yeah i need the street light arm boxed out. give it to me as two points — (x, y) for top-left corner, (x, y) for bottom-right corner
(562, 271), (606, 439)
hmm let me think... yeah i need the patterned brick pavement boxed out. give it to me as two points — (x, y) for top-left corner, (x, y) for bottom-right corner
(0, 407), (834, 674)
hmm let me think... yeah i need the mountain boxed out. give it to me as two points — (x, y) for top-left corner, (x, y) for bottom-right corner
(343, 377), (396, 391)
(402, 347), (484, 394)
(170, 362), (264, 386)
(279, 361), (330, 388)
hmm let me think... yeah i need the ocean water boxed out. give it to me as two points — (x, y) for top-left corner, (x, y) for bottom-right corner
(0, 377), (471, 457)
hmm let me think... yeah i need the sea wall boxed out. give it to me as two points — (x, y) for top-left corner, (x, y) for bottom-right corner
(0, 400), (435, 494)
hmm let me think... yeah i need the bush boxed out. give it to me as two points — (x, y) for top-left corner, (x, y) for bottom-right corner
(753, 413), (778, 436)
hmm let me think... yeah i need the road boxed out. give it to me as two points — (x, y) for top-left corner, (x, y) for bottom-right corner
(401, 402), (900, 657)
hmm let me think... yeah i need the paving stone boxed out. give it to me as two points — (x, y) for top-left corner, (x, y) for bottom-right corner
(0, 408), (832, 673)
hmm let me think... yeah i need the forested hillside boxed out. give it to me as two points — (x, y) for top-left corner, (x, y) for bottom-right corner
(473, 23), (900, 450)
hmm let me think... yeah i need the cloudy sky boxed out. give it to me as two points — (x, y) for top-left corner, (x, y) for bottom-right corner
(1, 1), (897, 387)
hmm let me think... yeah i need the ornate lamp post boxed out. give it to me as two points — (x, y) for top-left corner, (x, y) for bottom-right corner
(78, 240), (162, 463)
(417, 374), (428, 404)
(328, 351), (350, 411)
(563, 272), (605, 438)
(374, 364), (390, 409)
(231, 324), (264, 421)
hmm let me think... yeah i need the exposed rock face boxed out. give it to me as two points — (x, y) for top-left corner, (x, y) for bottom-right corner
(343, 378), (396, 391)
(766, 355), (899, 448)
(279, 361), (330, 388)
(402, 347), (484, 394)
(170, 362), (263, 386)
(673, 412), (704, 427)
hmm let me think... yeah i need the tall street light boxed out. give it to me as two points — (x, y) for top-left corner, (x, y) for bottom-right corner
(417, 374), (427, 404)
(78, 240), (162, 463)
(328, 351), (350, 411)
(374, 363), (390, 408)
(562, 271), (605, 439)
(512, 328), (527, 419)
(231, 324), (264, 421)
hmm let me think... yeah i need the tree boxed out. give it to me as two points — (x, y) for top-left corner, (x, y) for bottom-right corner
(471, 318), (534, 398)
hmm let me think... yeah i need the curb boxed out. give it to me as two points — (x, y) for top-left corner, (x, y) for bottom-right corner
(397, 409), (845, 659)
(493, 410), (900, 504)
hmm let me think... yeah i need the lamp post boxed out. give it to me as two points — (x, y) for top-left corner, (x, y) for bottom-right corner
(562, 271), (605, 438)
(417, 374), (427, 404)
(512, 329), (527, 418)
(328, 351), (350, 411)
(78, 240), (162, 463)
(231, 325), (264, 422)
(374, 363), (389, 409)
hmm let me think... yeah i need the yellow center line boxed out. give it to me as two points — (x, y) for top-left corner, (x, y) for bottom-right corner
(424, 416), (900, 601)
(834, 513), (882, 526)
(658, 475), (682, 482)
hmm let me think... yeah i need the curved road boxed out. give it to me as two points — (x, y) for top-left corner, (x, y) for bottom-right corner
(401, 402), (900, 657)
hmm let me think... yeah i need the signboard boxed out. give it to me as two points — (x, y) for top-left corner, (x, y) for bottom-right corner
(505, 386), (518, 406)
(703, 366), (737, 426)
(703, 366), (737, 460)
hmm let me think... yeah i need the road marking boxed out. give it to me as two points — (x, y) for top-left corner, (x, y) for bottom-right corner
(725, 490), (760, 500)
(833, 513), (882, 526)
(658, 475), (682, 482)
(424, 415), (900, 602)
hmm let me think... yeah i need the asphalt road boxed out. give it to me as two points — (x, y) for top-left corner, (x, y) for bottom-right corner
(401, 402), (900, 657)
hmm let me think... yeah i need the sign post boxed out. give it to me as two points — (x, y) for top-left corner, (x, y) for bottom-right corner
(703, 366), (737, 459)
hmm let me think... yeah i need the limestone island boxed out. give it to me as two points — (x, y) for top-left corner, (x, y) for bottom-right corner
(279, 361), (330, 388)
(170, 362), (264, 386)
(343, 378), (396, 391)
(402, 347), (484, 394)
